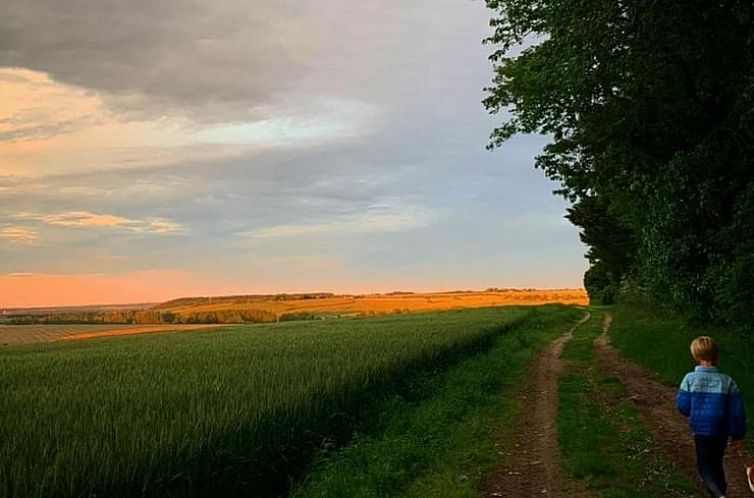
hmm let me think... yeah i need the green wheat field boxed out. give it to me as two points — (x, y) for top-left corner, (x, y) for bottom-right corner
(1, 305), (578, 498)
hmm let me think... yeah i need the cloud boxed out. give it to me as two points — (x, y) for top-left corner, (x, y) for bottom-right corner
(192, 98), (377, 145)
(0, 0), (314, 122)
(0, 0), (591, 300)
(242, 204), (432, 240)
(0, 0), (481, 123)
(15, 211), (185, 234)
(0, 0), (494, 178)
(38, 211), (134, 228)
(0, 226), (38, 244)
(0, 67), (376, 177)
(0, 68), (106, 143)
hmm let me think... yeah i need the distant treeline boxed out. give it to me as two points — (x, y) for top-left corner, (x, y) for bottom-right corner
(5, 308), (416, 325)
(153, 293), (336, 310)
(486, 0), (754, 329)
(7, 309), (278, 325)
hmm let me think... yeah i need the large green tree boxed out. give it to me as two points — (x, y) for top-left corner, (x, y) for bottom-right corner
(485, 0), (754, 327)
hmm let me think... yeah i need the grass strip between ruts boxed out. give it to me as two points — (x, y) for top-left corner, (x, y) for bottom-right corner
(558, 308), (696, 498)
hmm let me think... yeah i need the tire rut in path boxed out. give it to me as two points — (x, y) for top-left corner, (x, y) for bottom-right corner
(486, 312), (591, 498)
(595, 312), (752, 497)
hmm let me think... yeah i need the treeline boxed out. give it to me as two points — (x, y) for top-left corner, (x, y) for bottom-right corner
(153, 293), (336, 310)
(8, 309), (278, 325)
(485, 1), (754, 329)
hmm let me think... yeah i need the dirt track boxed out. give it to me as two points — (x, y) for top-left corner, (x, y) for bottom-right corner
(595, 312), (752, 497)
(488, 311), (753, 497)
(486, 312), (591, 498)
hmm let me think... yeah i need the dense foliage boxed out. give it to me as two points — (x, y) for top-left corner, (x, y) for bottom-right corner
(485, 0), (754, 328)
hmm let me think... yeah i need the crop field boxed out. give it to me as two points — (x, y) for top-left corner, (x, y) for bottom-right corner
(0, 305), (575, 498)
(156, 288), (588, 317)
(0, 324), (226, 345)
(0, 324), (136, 344)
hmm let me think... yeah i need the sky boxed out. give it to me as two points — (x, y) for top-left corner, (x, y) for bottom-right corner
(0, 0), (587, 307)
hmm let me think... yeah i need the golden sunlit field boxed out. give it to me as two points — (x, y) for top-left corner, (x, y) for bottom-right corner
(156, 288), (588, 317)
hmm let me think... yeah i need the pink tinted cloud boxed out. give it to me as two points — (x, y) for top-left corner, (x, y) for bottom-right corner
(14, 211), (184, 234)
(40, 211), (133, 227)
(0, 226), (38, 244)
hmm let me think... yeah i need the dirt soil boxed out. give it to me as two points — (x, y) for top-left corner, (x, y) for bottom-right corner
(595, 312), (753, 497)
(486, 312), (592, 498)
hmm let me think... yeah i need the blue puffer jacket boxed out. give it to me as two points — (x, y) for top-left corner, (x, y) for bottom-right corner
(676, 365), (746, 439)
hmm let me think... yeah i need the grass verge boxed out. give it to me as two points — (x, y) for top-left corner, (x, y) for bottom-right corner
(558, 309), (696, 497)
(292, 305), (585, 498)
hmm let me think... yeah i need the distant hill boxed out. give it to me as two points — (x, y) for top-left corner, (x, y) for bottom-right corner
(3, 289), (587, 325)
(151, 293), (336, 310)
(151, 288), (588, 321)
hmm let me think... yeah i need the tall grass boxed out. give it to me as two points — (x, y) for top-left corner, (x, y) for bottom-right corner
(1, 306), (531, 498)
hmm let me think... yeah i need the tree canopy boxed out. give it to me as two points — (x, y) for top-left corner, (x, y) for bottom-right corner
(485, 0), (754, 329)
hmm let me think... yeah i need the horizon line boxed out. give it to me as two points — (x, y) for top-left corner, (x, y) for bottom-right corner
(1, 286), (587, 311)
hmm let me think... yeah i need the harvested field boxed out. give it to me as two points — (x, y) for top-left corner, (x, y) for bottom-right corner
(0, 324), (224, 345)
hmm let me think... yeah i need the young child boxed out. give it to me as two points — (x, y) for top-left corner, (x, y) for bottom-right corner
(676, 336), (746, 498)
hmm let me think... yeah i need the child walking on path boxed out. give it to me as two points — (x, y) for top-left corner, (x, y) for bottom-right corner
(676, 336), (746, 498)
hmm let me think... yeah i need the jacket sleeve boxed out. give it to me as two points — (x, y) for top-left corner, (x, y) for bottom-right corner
(676, 375), (691, 417)
(728, 380), (746, 440)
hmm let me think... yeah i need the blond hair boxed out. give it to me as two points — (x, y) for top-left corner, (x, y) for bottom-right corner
(690, 336), (719, 363)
